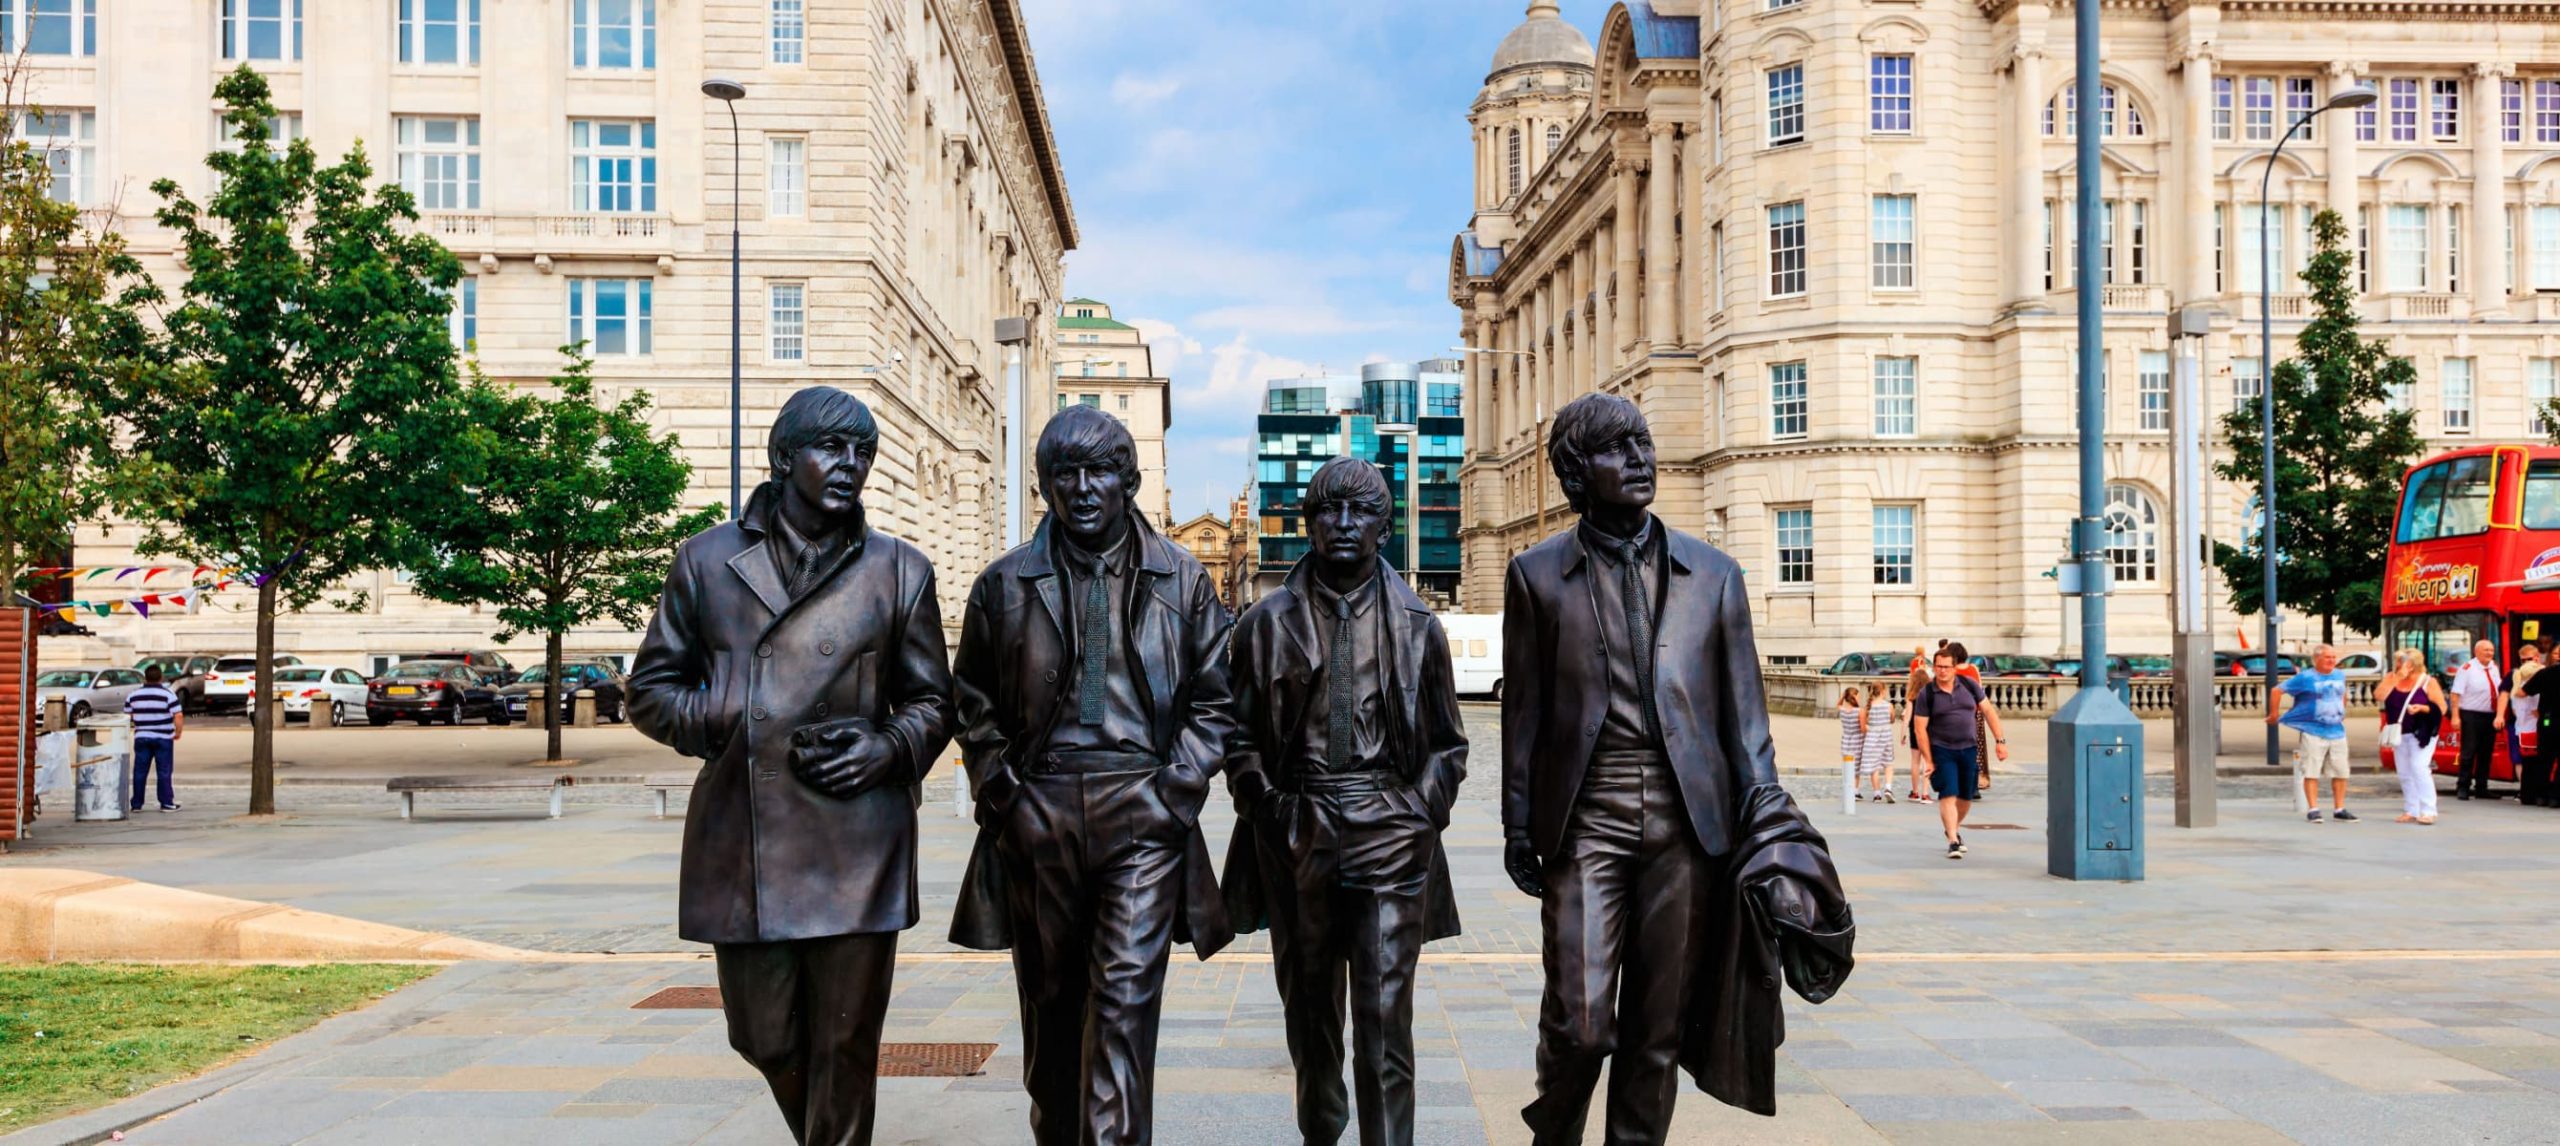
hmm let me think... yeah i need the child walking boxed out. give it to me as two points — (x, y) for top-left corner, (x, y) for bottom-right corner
(1839, 686), (1869, 801)
(1860, 685), (1898, 803)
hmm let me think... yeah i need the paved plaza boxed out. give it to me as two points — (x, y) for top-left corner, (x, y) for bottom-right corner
(7, 711), (2560, 1144)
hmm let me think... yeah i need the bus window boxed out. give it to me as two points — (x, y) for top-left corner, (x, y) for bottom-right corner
(2440, 456), (2494, 536)
(2525, 460), (2560, 530)
(2399, 460), (2450, 542)
(2388, 611), (2496, 684)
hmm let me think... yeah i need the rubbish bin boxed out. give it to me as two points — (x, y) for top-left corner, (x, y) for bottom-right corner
(72, 713), (133, 822)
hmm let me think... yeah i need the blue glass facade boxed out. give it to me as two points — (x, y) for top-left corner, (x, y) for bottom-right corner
(1251, 365), (1465, 601)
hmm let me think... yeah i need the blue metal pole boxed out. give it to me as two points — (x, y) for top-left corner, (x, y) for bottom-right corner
(2074, 0), (2103, 685)
(2260, 117), (2308, 771)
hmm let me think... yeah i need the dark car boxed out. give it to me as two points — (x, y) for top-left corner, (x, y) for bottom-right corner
(366, 660), (510, 726)
(498, 660), (628, 724)
(1969, 653), (2069, 678)
(134, 654), (222, 714)
(1821, 651), (1917, 675)
(2215, 651), (2299, 677)
(416, 649), (521, 686)
(2053, 653), (2175, 681)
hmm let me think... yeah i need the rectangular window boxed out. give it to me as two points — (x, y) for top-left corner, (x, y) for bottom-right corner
(2138, 350), (2171, 431)
(2214, 204), (2225, 292)
(2356, 99), (2377, 142)
(2100, 200), (2117, 285)
(1770, 361), (1808, 439)
(2539, 80), (2560, 144)
(1872, 505), (1915, 587)
(1768, 201), (1806, 297)
(1873, 356), (1916, 437)
(447, 275), (477, 354)
(2506, 78), (2526, 143)
(395, 116), (479, 211)
(1869, 55), (1913, 134)
(397, 0), (478, 65)
(1710, 221), (1725, 312)
(1870, 194), (1915, 289)
(2448, 204), (2463, 294)
(2532, 359), (2557, 437)
(2387, 204), (2431, 292)
(2357, 206), (2371, 293)
(2044, 200), (2057, 291)
(571, 120), (657, 213)
(1775, 507), (1813, 585)
(770, 0), (804, 65)
(768, 136), (805, 217)
(566, 278), (653, 357)
(2213, 76), (2234, 141)
(769, 282), (805, 363)
(2130, 200), (2149, 284)
(2386, 361), (2415, 412)
(0, 0), (96, 57)
(2287, 77), (2317, 142)
(2237, 204), (2283, 294)
(2533, 206), (2560, 291)
(2234, 356), (2263, 410)
(2389, 78), (2421, 143)
(572, 0), (655, 70)
(2442, 357), (2474, 432)
(220, 0), (299, 61)
(2431, 77), (2462, 141)
(2243, 77), (2276, 142)
(20, 109), (94, 206)
(1767, 64), (1805, 146)
(214, 111), (301, 152)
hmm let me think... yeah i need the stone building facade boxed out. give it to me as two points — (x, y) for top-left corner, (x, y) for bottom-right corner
(1453, 0), (2560, 661)
(1047, 297), (1174, 527)
(28, 0), (1070, 670)
(1166, 511), (1233, 603)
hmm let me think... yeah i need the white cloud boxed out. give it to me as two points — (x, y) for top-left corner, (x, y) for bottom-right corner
(1187, 333), (1320, 410)
(1110, 73), (1183, 109)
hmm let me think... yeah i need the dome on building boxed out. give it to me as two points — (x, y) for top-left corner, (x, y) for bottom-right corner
(1488, 0), (1593, 79)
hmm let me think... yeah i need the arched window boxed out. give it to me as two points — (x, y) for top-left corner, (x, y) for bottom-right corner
(1545, 123), (1563, 161)
(2102, 483), (2161, 583)
(1507, 127), (1523, 196)
(2045, 84), (2148, 138)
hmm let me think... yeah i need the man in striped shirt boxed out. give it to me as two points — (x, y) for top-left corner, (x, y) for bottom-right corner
(126, 665), (183, 812)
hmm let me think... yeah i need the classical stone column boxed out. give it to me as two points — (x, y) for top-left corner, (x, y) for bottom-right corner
(2010, 42), (2047, 306)
(1475, 313), (1499, 441)
(2475, 61), (2512, 316)
(1568, 244), (1591, 400)
(1594, 224), (1617, 383)
(1613, 163), (1640, 353)
(2180, 49), (2218, 303)
(1644, 122), (1679, 345)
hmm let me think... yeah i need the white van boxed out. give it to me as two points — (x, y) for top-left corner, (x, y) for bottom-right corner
(1440, 614), (1503, 698)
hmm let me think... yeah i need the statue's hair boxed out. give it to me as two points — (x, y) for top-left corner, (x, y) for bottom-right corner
(1035, 404), (1142, 496)
(1547, 393), (1651, 513)
(1303, 457), (1391, 520)
(768, 387), (879, 477)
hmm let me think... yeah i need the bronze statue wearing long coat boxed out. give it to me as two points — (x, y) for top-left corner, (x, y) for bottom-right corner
(949, 503), (1237, 1146)
(1219, 552), (1465, 1146)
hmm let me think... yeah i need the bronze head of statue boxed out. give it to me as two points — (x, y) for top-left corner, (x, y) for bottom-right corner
(1548, 393), (1656, 534)
(1302, 457), (1393, 593)
(769, 386), (879, 532)
(1036, 404), (1142, 552)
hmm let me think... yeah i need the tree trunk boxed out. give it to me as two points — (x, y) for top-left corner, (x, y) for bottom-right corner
(249, 576), (278, 815)
(545, 629), (564, 763)
(2322, 613), (2335, 646)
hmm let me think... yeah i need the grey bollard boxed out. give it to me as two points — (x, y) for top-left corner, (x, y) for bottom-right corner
(42, 696), (67, 732)
(571, 689), (598, 728)
(523, 686), (546, 728)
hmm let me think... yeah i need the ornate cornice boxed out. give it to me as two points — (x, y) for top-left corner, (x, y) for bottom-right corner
(936, 0), (1076, 274)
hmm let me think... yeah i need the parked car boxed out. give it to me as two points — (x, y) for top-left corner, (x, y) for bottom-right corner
(2333, 650), (2387, 676)
(2052, 654), (2174, 681)
(498, 660), (629, 724)
(203, 653), (304, 714)
(134, 654), (222, 714)
(417, 649), (521, 686)
(1821, 651), (1917, 675)
(1969, 653), (2069, 678)
(34, 666), (144, 725)
(270, 665), (372, 726)
(2215, 651), (2299, 677)
(367, 660), (510, 726)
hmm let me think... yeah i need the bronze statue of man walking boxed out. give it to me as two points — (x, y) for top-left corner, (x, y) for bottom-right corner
(1221, 457), (1468, 1146)
(949, 404), (1236, 1146)
(628, 387), (955, 1146)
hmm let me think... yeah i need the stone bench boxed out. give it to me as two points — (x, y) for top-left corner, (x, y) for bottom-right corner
(643, 771), (695, 819)
(387, 774), (569, 821)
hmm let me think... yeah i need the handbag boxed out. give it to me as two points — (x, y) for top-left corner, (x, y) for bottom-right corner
(2380, 721), (2400, 751)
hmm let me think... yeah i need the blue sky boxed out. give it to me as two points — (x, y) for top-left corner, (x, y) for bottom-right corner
(1017, 0), (1587, 523)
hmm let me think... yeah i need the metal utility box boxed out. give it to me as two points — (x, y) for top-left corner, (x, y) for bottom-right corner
(2047, 686), (2145, 880)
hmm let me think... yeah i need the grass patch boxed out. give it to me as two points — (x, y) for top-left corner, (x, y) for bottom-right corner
(0, 962), (434, 1134)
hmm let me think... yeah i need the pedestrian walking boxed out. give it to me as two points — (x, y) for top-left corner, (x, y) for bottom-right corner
(1946, 640), (1990, 794)
(1912, 648), (2008, 858)
(1859, 686), (1897, 803)
(2380, 649), (2443, 825)
(2269, 644), (2357, 823)
(2450, 639), (2503, 801)
(2510, 644), (2546, 806)
(126, 664), (182, 811)
(1904, 647), (1932, 802)
(1837, 685), (1867, 801)
(2520, 647), (2560, 808)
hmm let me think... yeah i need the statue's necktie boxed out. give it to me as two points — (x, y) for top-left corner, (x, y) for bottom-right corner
(1612, 537), (1660, 740)
(1077, 554), (1109, 727)
(1326, 595), (1355, 769)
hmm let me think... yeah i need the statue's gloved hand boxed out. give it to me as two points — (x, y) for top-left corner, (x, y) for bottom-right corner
(789, 717), (899, 800)
(1504, 837), (1546, 898)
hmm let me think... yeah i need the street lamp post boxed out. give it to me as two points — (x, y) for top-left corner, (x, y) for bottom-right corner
(2257, 82), (2377, 770)
(701, 78), (747, 519)
(1448, 344), (1549, 536)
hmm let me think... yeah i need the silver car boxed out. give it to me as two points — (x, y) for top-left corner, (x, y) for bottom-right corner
(34, 666), (146, 725)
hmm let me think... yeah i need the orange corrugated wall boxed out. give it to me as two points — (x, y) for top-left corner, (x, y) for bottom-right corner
(0, 607), (30, 843)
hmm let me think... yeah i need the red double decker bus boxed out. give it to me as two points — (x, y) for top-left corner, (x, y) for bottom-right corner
(2377, 444), (2560, 784)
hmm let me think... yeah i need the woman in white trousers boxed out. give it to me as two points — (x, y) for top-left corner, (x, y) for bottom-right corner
(2382, 649), (2445, 824)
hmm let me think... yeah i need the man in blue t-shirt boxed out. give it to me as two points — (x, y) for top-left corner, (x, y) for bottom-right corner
(2268, 645), (2355, 823)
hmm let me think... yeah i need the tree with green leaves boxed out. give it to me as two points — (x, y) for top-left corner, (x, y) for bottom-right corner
(0, 63), (165, 604)
(404, 351), (721, 762)
(2214, 207), (2425, 643)
(119, 67), (465, 814)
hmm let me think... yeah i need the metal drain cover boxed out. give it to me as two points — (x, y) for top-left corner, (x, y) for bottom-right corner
(880, 1042), (996, 1077)
(632, 986), (723, 1009)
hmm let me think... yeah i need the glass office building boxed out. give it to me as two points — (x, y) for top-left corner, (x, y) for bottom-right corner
(1250, 359), (1465, 605)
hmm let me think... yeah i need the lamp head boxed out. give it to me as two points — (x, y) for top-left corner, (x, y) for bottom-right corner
(2325, 83), (2379, 111)
(700, 78), (747, 102)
